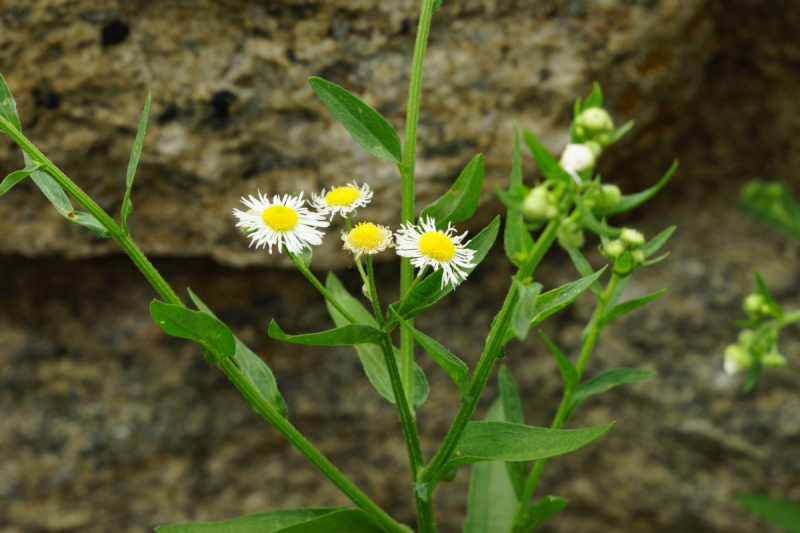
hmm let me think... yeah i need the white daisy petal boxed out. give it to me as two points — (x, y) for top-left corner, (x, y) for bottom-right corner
(311, 181), (373, 220)
(233, 191), (329, 254)
(394, 216), (477, 289)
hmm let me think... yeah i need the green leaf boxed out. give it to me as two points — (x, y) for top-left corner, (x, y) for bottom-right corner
(0, 72), (21, 131)
(539, 331), (578, 393)
(325, 273), (428, 409)
(72, 211), (112, 238)
(150, 301), (236, 365)
(511, 280), (543, 341)
(268, 320), (381, 346)
(463, 400), (518, 533)
(155, 507), (386, 533)
(297, 246), (313, 268)
(570, 368), (655, 417)
(581, 82), (603, 110)
(601, 290), (666, 326)
(606, 274), (629, 309)
(433, 0), (444, 11)
(522, 129), (572, 186)
(601, 160), (678, 216)
(188, 289), (286, 418)
(739, 493), (800, 533)
(643, 226), (676, 258)
(309, 76), (402, 164)
(121, 93), (151, 235)
(607, 120), (634, 145)
(575, 199), (621, 237)
(437, 420), (614, 476)
(504, 122), (534, 266)
(420, 153), (484, 228)
(0, 162), (41, 197)
(515, 496), (568, 533)
(503, 267), (607, 344)
(566, 248), (602, 295)
(391, 308), (469, 400)
(498, 365), (526, 500)
(389, 217), (501, 324)
(753, 270), (779, 311)
(29, 166), (73, 216)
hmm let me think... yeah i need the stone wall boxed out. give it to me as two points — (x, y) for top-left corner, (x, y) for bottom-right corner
(2, 1), (800, 532)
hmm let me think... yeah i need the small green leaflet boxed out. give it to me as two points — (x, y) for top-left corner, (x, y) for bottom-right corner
(581, 82), (603, 110)
(309, 76), (402, 163)
(121, 93), (151, 235)
(601, 290), (665, 326)
(568, 368), (655, 419)
(435, 420), (614, 477)
(0, 72), (21, 131)
(515, 495), (568, 533)
(600, 160), (678, 216)
(155, 507), (386, 533)
(463, 400), (518, 533)
(150, 300), (236, 365)
(420, 153), (484, 228)
(643, 226), (676, 258)
(0, 162), (41, 197)
(539, 331), (578, 394)
(504, 122), (534, 266)
(510, 280), (543, 341)
(567, 248), (602, 295)
(268, 320), (382, 346)
(739, 493), (800, 533)
(188, 288), (287, 419)
(522, 129), (572, 186)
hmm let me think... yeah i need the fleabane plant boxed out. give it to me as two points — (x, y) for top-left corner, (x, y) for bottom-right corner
(0, 1), (678, 532)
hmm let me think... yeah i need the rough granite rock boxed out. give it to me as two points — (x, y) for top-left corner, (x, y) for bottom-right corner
(2, 1), (800, 533)
(0, 0), (713, 268)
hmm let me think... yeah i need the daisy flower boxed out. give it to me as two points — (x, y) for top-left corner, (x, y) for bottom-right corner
(342, 222), (393, 258)
(311, 181), (373, 220)
(395, 216), (476, 289)
(233, 192), (329, 254)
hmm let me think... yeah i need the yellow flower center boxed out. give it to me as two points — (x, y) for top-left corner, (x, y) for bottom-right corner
(419, 231), (456, 262)
(348, 222), (385, 251)
(261, 205), (299, 232)
(325, 187), (360, 207)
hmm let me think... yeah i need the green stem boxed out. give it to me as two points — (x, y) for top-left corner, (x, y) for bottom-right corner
(0, 119), (410, 532)
(221, 359), (411, 533)
(366, 257), (436, 533)
(399, 0), (437, 412)
(421, 216), (562, 483)
(512, 273), (621, 531)
(288, 252), (359, 325)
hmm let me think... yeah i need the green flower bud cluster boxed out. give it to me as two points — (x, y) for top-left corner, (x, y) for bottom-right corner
(556, 219), (584, 250)
(574, 107), (614, 148)
(724, 328), (786, 376)
(742, 293), (777, 320)
(521, 186), (558, 223)
(583, 184), (621, 213)
(602, 227), (645, 277)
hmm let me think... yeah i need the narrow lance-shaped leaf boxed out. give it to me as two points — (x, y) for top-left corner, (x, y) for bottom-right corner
(498, 365), (527, 500)
(268, 320), (382, 346)
(575, 198), (622, 237)
(435, 420), (614, 476)
(155, 507), (386, 533)
(390, 308), (469, 400)
(643, 226), (676, 258)
(738, 493), (800, 533)
(121, 93), (151, 235)
(150, 300), (236, 365)
(539, 331), (578, 393)
(463, 400), (518, 533)
(420, 153), (484, 228)
(581, 82), (603, 110)
(188, 288), (286, 418)
(503, 267), (607, 344)
(515, 496), (568, 533)
(601, 160), (679, 216)
(0, 72), (21, 131)
(325, 273), (429, 409)
(567, 248), (602, 295)
(511, 279), (543, 341)
(309, 76), (402, 163)
(522, 129), (572, 186)
(568, 368), (655, 419)
(601, 289), (666, 326)
(504, 122), (534, 266)
(753, 270), (780, 311)
(389, 216), (500, 325)
(0, 162), (41, 197)
(607, 119), (634, 145)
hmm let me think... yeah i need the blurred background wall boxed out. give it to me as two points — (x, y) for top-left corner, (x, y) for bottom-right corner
(1, 1), (799, 532)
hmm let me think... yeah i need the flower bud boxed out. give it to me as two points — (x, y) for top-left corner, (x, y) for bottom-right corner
(630, 249), (645, 264)
(620, 228), (645, 248)
(559, 144), (596, 175)
(557, 220), (585, 250)
(583, 140), (603, 157)
(598, 184), (621, 210)
(603, 239), (626, 260)
(742, 293), (767, 318)
(521, 186), (558, 222)
(762, 350), (787, 368)
(724, 344), (752, 375)
(577, 107), (614, 133)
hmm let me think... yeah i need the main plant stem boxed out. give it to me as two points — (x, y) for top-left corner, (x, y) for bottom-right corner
(0, 117), (411, 533)
(399, 0), (437, 412)
(512, 273), (621, 531)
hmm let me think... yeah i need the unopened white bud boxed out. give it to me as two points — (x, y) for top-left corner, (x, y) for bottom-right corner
(522, 187), (557, 222)
(577, 108), (614, 134)
(620, 228), (645, 248)
(742, 293), (767, 318)
(603, 239), (626, 259)
(559, 144), (596, 175)
(724, 344), (752, 376)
